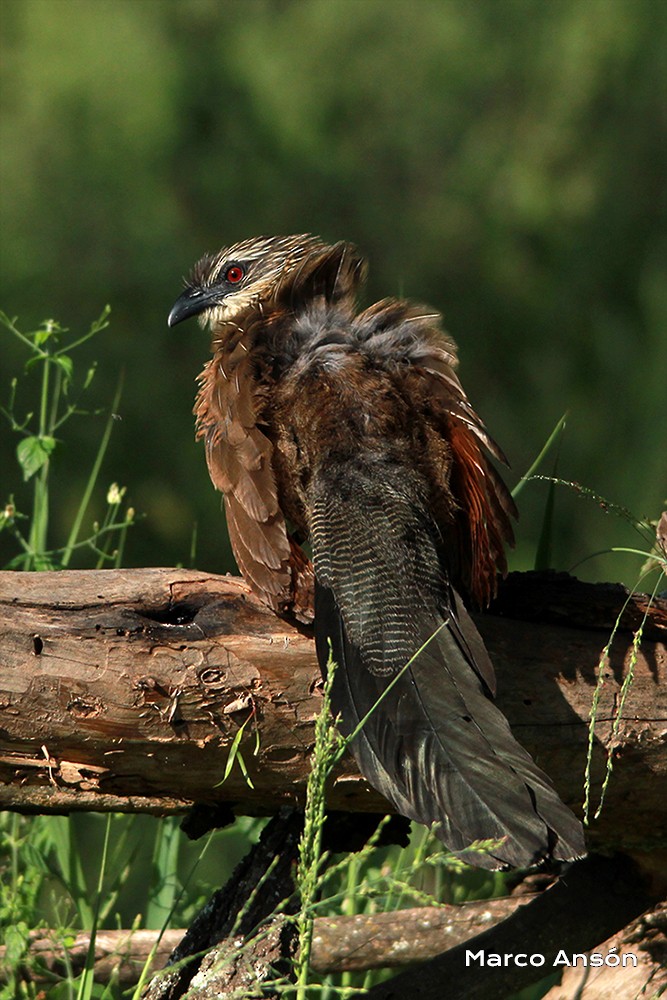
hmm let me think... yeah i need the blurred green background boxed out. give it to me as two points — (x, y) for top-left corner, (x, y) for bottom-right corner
(1, 0), (666, 583)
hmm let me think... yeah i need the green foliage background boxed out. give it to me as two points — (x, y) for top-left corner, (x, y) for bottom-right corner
(1, 0), (666, 581)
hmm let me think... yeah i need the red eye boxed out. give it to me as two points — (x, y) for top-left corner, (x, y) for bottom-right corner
(225, 265), (244, 284)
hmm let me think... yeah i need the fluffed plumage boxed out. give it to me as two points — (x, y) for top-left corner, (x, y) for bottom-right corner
(168, 234), (585, 869)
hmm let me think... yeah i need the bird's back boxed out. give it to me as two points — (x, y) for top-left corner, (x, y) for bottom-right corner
(263, 300), (583, 868)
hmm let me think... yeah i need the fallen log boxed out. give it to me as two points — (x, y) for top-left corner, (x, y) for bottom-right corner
(0, 897), (531, 985)
(1, 568), (665, 855)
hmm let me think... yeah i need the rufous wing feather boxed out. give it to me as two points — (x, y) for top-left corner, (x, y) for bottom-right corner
(419, 350), (517, 606)
(194, 340), (292, 610)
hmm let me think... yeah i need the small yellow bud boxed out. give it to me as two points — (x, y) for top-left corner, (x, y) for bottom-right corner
(107, 483), (126, 505)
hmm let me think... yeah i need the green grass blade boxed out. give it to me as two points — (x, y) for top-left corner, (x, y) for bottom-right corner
(532, 417), (567, 571)
(61, 372), (124, 567)
(131, 830), (217, 999)
(76, 814), (112, 1000)
(146, 816), (181, 930)
(534, 474), (556, 571)
(512, 411), (568, 500)
(48, 816), (94, 929)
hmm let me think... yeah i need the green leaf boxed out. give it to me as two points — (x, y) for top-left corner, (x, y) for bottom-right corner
(2, 921), (28, 964)
(17, 435), (56, 481)
(33, 319), (64, 346)
(54, 354), (74, 381)
(215, 712), (255, 789)
(534, 475), (556, 570)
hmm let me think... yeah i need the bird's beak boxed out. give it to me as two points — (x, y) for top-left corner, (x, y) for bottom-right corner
(167, 286), (220, 327)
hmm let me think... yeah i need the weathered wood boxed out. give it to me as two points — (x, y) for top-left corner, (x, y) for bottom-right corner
(1, 929), (184, 988)
(541, 899), (667, 1000)
(358, 855), (660, 1000)
(1, 568), (666, 855)
(0, 898), (530, 985)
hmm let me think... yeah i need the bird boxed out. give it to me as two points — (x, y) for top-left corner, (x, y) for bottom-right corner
(168, 234), (586, 869)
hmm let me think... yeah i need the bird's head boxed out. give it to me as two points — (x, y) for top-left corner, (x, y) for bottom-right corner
(168, 234), (366, 330)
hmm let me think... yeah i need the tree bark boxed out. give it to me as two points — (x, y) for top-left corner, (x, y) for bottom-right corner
(1, 568), (665, 856)
(140, 808), (301, 1000)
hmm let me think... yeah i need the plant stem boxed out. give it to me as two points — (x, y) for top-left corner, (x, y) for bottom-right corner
(62, 373), (123, 567)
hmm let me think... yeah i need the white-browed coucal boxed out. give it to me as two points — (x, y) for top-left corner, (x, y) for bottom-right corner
(168, 234), (585, 869)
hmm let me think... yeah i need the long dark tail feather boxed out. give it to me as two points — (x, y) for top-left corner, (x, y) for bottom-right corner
(311, 461), (586, 870)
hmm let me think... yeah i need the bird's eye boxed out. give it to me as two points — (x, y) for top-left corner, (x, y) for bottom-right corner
(225, 265), (244, 284)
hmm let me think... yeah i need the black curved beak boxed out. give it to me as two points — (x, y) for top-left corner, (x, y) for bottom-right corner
(167, 286), (219, 327)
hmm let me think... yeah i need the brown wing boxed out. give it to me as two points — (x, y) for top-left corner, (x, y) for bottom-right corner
(194, 337), (295, 611)
(415, 347), (517, 607)
(350, 297), (515, 607)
